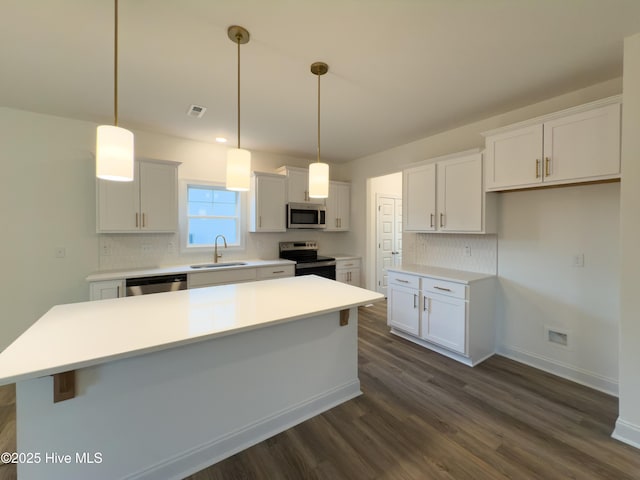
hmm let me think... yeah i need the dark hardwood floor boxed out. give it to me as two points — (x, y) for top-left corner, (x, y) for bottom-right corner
(185, 301), (640, 480)
(1, 301), (638, 479)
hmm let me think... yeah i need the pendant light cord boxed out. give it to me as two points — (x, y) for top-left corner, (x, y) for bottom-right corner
(237, 38), (241, 149)
(114, 0), (119, 127)
(317, 70), (321, 163)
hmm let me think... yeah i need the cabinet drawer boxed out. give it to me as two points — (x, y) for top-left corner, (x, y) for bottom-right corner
(422, 277), (467, 299)
(257, 265), (295, 279)
(388, 271), (420, 289)
(189, 268), (257, 288)
(336, 258), (361, 270)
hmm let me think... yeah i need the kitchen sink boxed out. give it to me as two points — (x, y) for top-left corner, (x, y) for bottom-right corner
(190, 262), (248, 269)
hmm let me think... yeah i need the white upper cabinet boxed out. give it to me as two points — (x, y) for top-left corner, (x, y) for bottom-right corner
(403, 150), (495, 234)
(325, 181), (350, 231)
(249, 172), (287, 232)
(403, 163), (436, 232)
(97, 159), (180, 233)
(437, 152), (483, 232)
(484, 97), (621, 191)
(277, 166), (325, 205)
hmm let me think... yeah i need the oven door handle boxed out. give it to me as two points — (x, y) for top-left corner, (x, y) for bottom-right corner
(295, 260), (337, 270)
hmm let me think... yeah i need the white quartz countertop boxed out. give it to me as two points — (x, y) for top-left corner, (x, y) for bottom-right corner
(86, 259), (296, 282)
(386, 264), (495, 283)
(0, 276), (384, 386)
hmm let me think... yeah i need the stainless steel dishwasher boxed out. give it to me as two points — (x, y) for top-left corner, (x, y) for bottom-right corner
(125, 274), (188, 296)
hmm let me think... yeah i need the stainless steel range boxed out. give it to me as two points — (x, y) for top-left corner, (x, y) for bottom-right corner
(279, 241), (336, 280)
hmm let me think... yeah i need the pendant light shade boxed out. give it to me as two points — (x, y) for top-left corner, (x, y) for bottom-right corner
(308, 62), (329, 199)
(226, 147), (251, 191)
(226, 25), (251, 191)
(308, 161), (329, 198)
(96, 126), (134, 181)
(96, 0), (134, 182)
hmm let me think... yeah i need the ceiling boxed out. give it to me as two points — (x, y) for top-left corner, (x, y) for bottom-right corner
(2, 0), (640, 163)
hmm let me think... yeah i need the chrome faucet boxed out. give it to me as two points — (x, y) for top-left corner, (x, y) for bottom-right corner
(213, 234), (227, 263)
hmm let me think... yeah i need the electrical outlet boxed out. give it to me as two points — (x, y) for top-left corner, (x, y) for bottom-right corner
(101, 243), (111, 256)
(141, 243), (153, 254)
(167, 242), (176, 254)
(55, 247), (66, 258)
(464, 246), (471, 257)
(573, 253), (585, 267)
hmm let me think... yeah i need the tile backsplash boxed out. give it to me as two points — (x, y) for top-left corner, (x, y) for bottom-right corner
(97, 231), (348, 272)
(404, 233), (497, 274)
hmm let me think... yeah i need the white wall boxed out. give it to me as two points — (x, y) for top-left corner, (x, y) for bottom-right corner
(613, 32), (640, 448)
(343, 77), (623, 394)
(0, 108), (99, 352)
(496, 183), (620, 394)
(0, 107), (349, 351)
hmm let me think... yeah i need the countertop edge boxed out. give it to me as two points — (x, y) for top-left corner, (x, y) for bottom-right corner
(386, 265), (495, 283)
(86, 259), (296, 282)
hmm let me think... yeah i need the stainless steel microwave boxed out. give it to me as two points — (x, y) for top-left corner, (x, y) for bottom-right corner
(287, 203), (326, 229)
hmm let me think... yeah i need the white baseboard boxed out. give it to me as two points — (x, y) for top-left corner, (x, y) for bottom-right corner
(126, 380), (362, 480)
(612, 418), (640, 449)
(390, 328), (492, 367)
(497, 345), (618, 396)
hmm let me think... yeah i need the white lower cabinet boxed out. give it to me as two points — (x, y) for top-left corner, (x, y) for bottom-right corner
(89, 280), (125, 301)
(387, 283), (420, 336)
(256, 265), (295, 280)
(386, 268), (495, 366)
(336, 258), (361, 287)
(421, 292), (466, 355)
(188, 268), (258, 289)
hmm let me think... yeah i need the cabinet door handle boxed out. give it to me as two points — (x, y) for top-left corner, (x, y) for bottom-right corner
(440, 213), (444, 228)
(117, 286), (120, 297)
(142, 213), (146, 227)
(344, 263), (354, 267)
(336, 218), (339, 227)
(423, 296), (427, 312)
(397, 279), (409, 284)
(434, 286), (452, 292)
(348, 272), (351, 282)
(259, 216), (262, 228)
(304, 190), (309, 201)
(430, 213), (434, 228)
(535, 159), (541, 178)
(272, 270), (284, 274)
(135, 213), (139, 227)
(413, 294), (417, 308)
(545, 157), (551, 177)
(339, 218), (342, 228)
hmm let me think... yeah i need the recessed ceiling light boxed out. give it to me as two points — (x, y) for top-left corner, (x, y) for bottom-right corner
(215, 137), (227, 143)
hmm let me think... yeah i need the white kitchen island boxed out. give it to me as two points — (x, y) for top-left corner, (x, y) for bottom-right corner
(0, 276), (383, 480)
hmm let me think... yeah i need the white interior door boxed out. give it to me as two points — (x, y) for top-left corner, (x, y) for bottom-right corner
(376, 194), (401, 295)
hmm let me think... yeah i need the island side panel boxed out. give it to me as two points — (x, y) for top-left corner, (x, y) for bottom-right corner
(16, 308), (360, 480)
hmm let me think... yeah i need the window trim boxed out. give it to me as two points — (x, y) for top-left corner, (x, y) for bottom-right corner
(178, 179), (247, 254)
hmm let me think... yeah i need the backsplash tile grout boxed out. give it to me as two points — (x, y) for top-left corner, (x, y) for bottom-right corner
(404, 233), (497, 275)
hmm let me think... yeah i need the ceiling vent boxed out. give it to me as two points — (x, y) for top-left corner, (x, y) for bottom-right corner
(187, 104), (207, 118)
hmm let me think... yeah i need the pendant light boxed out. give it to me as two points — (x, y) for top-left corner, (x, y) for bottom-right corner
(308, 62), (330, 199)
(226, 25), (251, 191)
(96, 0), (134, 182)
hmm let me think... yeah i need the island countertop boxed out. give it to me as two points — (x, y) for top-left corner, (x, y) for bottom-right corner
(0, 276), (384, 386)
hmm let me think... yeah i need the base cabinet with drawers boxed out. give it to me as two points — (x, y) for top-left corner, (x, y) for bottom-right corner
(386, 267), (496, 366)
(335, 258), (361, 287)
(88, 264), (295, 300)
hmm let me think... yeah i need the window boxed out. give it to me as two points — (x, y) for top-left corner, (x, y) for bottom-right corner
(185, 183), (241, 247)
